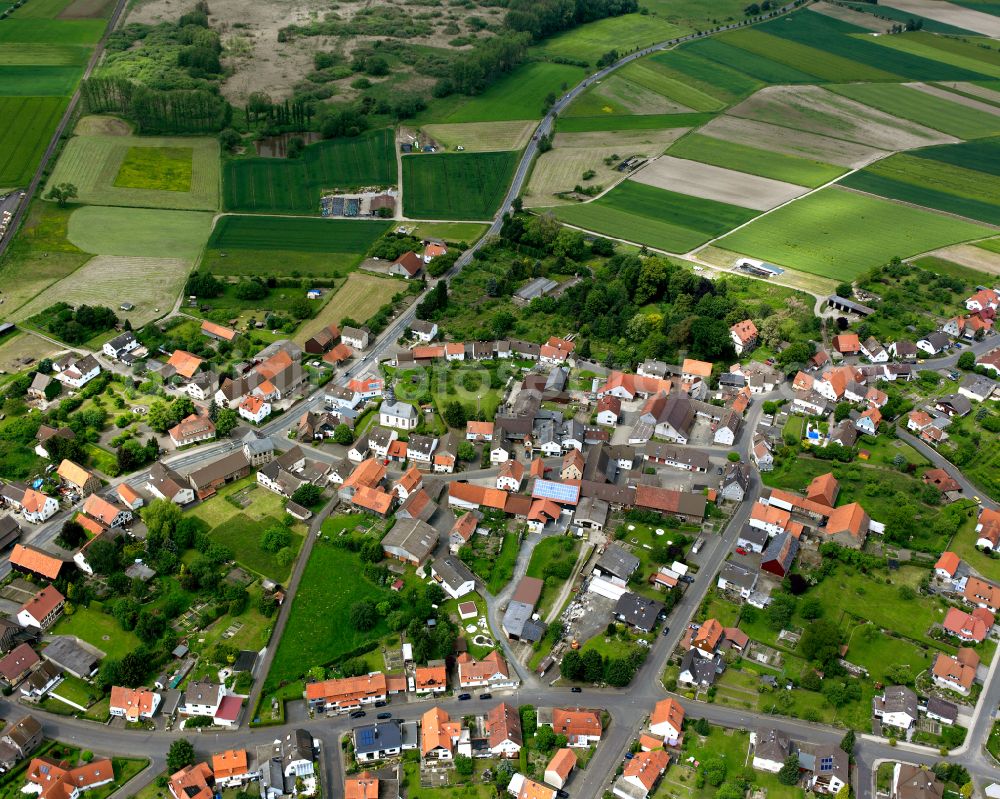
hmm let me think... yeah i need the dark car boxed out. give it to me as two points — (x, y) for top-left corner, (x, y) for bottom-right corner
(570, 686), (582, 693)
(374, 700), (387, 707)
(558, 792), (570, 799)
(625, 752), (634, 760)
(377, 712), (392, 719)
(458, 693), (471, 700)
(662, 625), (671, 636)
(479, 693), (492, 700)
(350, 710), (366, 719)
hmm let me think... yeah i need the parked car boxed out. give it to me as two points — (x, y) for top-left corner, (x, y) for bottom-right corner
(458, 693), (471, 700)
(735, 546), (747, 555)
(662, 625), (671, 637)
(377, 712), (392, 719)
(350, 710), (366, 719)
(479, 693), (492, 700)
(571, 686), (582, 693)
(374, 700), (387, 707)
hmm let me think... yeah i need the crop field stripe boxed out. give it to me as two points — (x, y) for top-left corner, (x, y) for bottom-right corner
(839, 170), (1000, 225)
(914, 137), (1000, 175)
(618, 61), (727, 112)
(443, 62), (586, 124)
(0, 43), (90, 65)
(716, 186), (995, 279)
(828, 83), (1000, 139)
(667, 133), (845, 187)
(598, 180), (759, 235)
(0, 65), (80, 95)
(556, 112), (714, 133)
(208, 215), (392, 253)
(755, 8), (992, 80)
(841, 1), (980, 33)
(551, 202), (718, 252)
(402, 151), (518, 220)
(0, 19), (104, 43)
(864, 33), (1000, 79)
(647, 48), (763, 100)
(0, 96), (68, 187)
(677, 38), (821, 84)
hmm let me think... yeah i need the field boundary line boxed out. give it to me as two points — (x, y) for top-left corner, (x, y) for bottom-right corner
(835, 183), (1000, 231)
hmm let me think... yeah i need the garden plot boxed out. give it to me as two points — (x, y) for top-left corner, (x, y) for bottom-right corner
(526, 128), (687, 208)
(727, 85), (958, 150)
(421, 120), (536, 152)
(933, 243), (1000, 276)
(909, 82), (1000, 116)
(11, 255), (189, 326)
(810, 1), (895, 31)
(878, 0), (1000, 36)
(45, 133), (220, 210)
(697, 115), (889, 169)
(630, 156), (808, 211)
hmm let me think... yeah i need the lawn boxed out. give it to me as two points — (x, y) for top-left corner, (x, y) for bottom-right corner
(0, 96), (68, 189)
(526, 536), (580, 617)
(531, 14), (687, 63)
(264, 533), (389, 690)
(222, 129), (396, 213)
(421, 120), (535, 153)
(842, 621), (938, 683)
(49, 673), (103, 708)
(402, 150), (518, 220)
(405, 222), (489, 242)
(293, 272), (401, 345)
(190, 478), (289, 526)
(44, 133), (219, 210)
(667, 133), (845, 188)
(51, 601), (142, 659)
(829, 82), (1000, 140)
(208, 514), (304, 584)
(66, 205), (214, 259)
(488, 532), (520, 595)
(716, 187), (996, 280)
(114, 146), (193, 191)
(439, 62), (586, 123)
(948, 510), (1000, 583)
(551, 179), (758, 253)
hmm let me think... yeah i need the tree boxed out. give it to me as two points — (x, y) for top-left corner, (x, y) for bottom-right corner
(46, 182), (78, 207)
(290, 298), (311, 320)
(765, 592), (796, 630)
(840, 729), (855, 755)
(701, 757), (727, 787)
(219, 128), (241, 151)
(457, 441), (476, 462)
(260, 526), (292, 553)
(835, 282), (853, 298)
(142, 499), (182, 541)
(454, 754), (474, 777)
(167, 739), (195, 772)
(799, 619), (842, 665)
(582, 648), (604, 683)
(57, 520), (86, 549)
(834, 402), (852, 423)
(560, 650), (584, 681)
(350, 599), (377, 631)
(443, 400), (467, 429)
(87, 539), (120, 575)
(334, 424), (353, 445)
(958, 351), (976, 370)
(291, 483), (322, 508)
(799, 595), (823, 620)
(534, 725), (557, 754)
(778, 755), (800, 786)
(215, 407), (238, 437)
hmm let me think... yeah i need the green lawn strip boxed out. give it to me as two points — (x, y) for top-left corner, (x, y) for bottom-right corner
(829, 82), (1000, 140)
(486, 531), (520, 595)
(114, 146), (193, 191)
(84, 442), (117, 475)
(51, 602), (141, 659)
(552, 202), (708, 252)
(0, 19), (106, 44)
(440, 62), (586, 124)
(402, 151), (519, 220)
(264, 531), (390, 691)
(49, 673), (102, 707)
(650, 46), (765, 98)
(525, 536), (580, 617)
(556, 112), (714, 132)
(667, 133), (845, 187)
(209, 215), (391, 253)
(0, 96), (69, 188)
(530, 14), (687, 63)
(716, 187), (995, 280)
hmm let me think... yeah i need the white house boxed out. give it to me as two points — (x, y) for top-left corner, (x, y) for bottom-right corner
(179, 681), (225, 717)
(751, 729), (791, 773)
(18, 489), (59, 524)
(53, 354), (100, 389)
(110, 686), (161, 721)
(648, 698), (684, 742)
(411, 320), (438, 343)
(16, 585), (64, 629)
(496, 460), (524, 492)
(239, 396), (270, 424)
(102, 331), (139, 361)
(379, 400), (419, 431)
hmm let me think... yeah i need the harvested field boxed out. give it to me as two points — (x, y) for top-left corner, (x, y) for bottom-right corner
(940, 82), (1000, 106)
(527, 128), (688, 207)
(630, 156), (807, 211)
(0, 332), (60, 374)
(878, 0), (1000, 36)
(293, 272), (401, 346)
(45, 133), (219, 210)
(58, 0), (114, 18)
(727, 85), (958, 150)
(810, 1), (895, 31)
(11, 255), (188, 326)
(666, 134), (845, 187)
(697, 116), (889, 169)
(73, 115), (130, 136)
(716, 186), (995, 279)
(420, 120), (535, 153)
(66, 206), (213, 259)
(829, 82), (1000, 139)
(930, 243), (1000, 276)
(556, 113), (714, 133)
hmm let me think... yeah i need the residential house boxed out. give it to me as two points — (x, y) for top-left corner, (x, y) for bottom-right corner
(720, 462), (750, 502)
(458, 652), (518, 691)
(9, 545), (63, 581)
(752, 435), (774, 472)
(25, 757), (115, 799)
(692, 619), (724, 658)
(212, 750), (253, 788)
(379, 399), (418, 431)
(893, 764), (943, 799)
(615, 592), (664, 633)
(305, 673), (397, 714)
(802, 746), (849, 795)
(730, 320), (758, 355)
(353, 722), (402, 762)
(421, 707), (469, 760)
(613, 749), (669, 799)
(966, 288), (999, 312)
(239, 395), (270, 424)
(597, 395), (621, 426)
(931, 651), (978, 695)
(872, 685), (918, 729)
(342, 327), (371, 350)
(965, 576), (1000, 613)
(936, 394), (972, 418)
(832, 334), (861, 356)
(381, 518), (437, 568)
(942, 606), (994, 643)
(497, 460), (525, 492)
(544, 749), (576, 790)
(81, 493), (132, 528)
(935, 551), (961, 579)
(53, 353), (100, 389)
(917, 332), (951, 356)
(179, 681), (225, 717)
(544, 708), (602, 747)
(146, 462), (195, 505)
(678, 649), (725, 688)
(168, 414), (215, 448)
(431, 556), (476, 600)
(168, 763), (214, 799)
(594, 544), (640, 586)
(1, 715), (42, 760)
(186, 371), (217, 402)
(410, 320), (438, 342)
(17, 586), (64, 630)
(717, 562), (758, 599)
(449, 512), (479, 554)
(0, 645), (40, 686)
(649, 698), (684, 743)
(102, 331), (138, 361)
(33, 425), (74, 460)
(861, 336), (888, 362)
(110, 687), (161, 722)
(56, 460), (101, 496)
(389, 251), (423, 279)
(751, 728), (791, 772)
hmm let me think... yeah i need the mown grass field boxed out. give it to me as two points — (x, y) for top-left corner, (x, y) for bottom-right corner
(45, 134), (219, 210)
(66, 206), (214, 259)
(0, 96), (67, 188)
(12, 0), (74, 17)
(405, 222), (488, 241)
(0, 65), (80, 95)
(667, 133), (845, 187)
(203, 215), (390, 277)
(565, 73), (694, 117)
(294, 272), (401, 345)
(420, 120), (535, 152)
(223, 128), (396, 214)
(551, 179), (758, 252)
(681, 36), (819, 84)
(402, 150), (518, 219)
(52, 602), (141, 659)
(209, 514), (303, 583)
(10, 255), (189, 326)
(530, 14), (686, 62)
(265, 534), (389, 689)
(440, 62), (586, 123)
(717, 186), (996, 279)
(839, 153), (1000, 225)
(114, 145), (193, 191)
(829, 82), (1000, 139)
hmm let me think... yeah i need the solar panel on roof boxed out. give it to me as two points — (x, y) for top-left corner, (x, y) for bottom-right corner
(532, 480), (579, 503)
